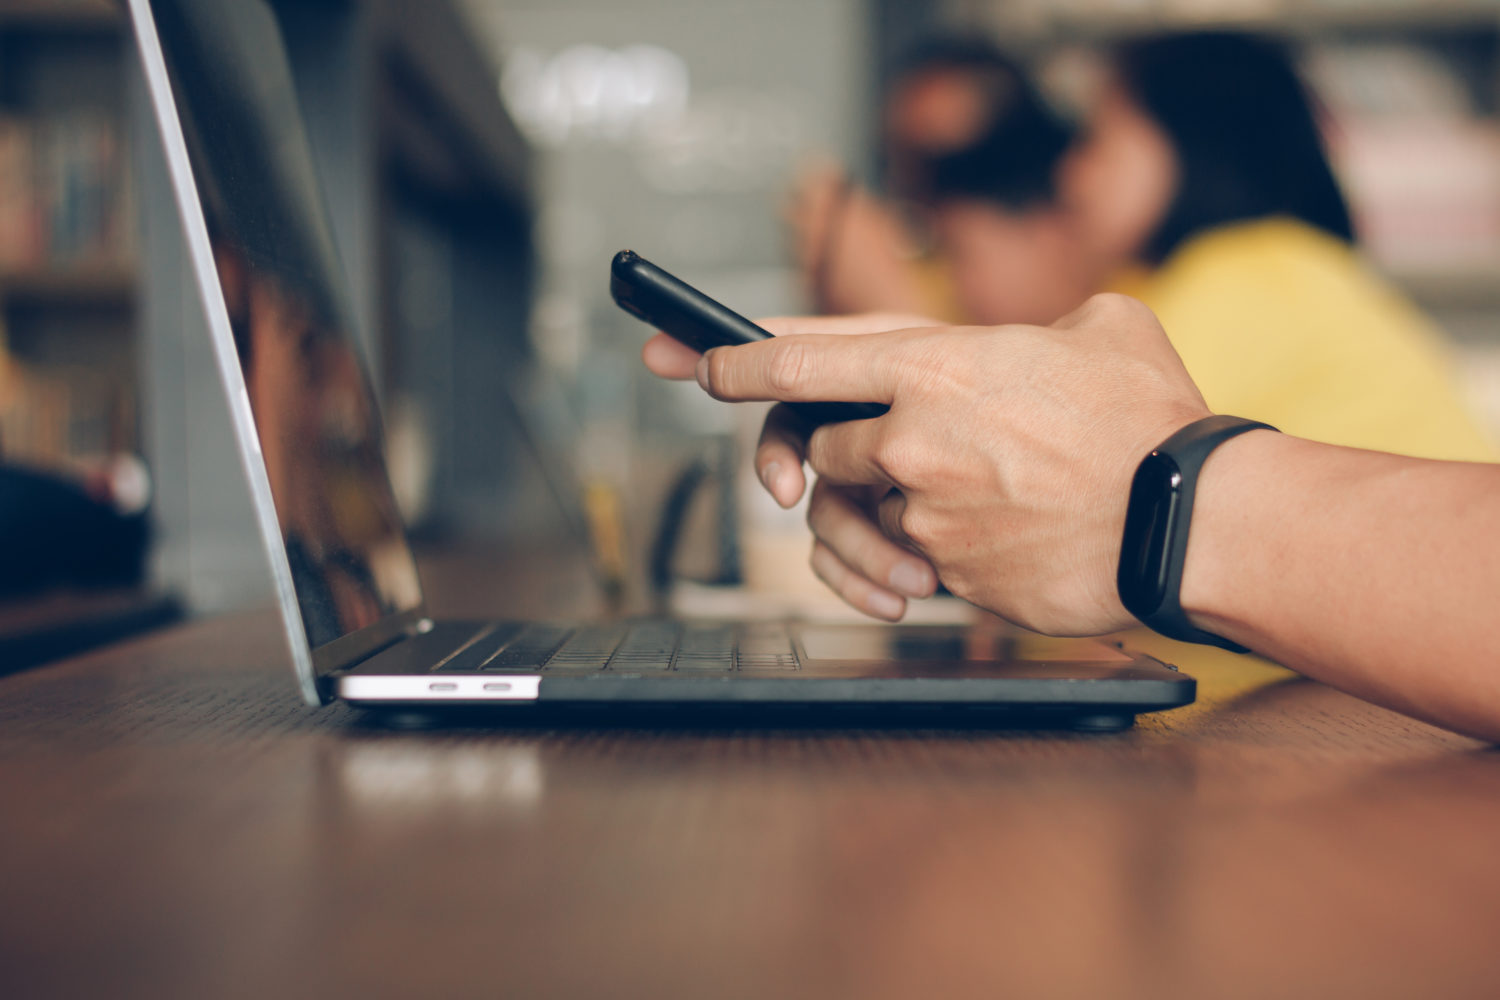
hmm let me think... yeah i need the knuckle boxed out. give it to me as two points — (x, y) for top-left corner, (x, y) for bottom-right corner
(804, 428), (827, 469)
(805, 492), (824, 532)
(808, 542), (844, 591)
(897, 504), (937, 549)
(872, 428), (926, 484)
(1086, 291), (1133, 312)
(1084, 292), (1154, 328)
(807, 541), (825, 576)
(941, 571), (975, 604)
(1086, 290), (1128, 314)
(804, 427), (840, 478)
(761, 409), (808, 455)
(890, 338), (953, 393)
(705, 349), (736, 398)
(804, 478), (831, 526)
(765, 339), (816, 396)
(809, 558), (836, 593)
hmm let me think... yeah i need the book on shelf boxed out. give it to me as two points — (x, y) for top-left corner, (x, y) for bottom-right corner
(0, 111), (137, 471)
(0, 112), (134, 276)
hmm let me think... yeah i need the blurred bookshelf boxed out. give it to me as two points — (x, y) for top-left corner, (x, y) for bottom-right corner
(1, 0), (537, 623)
(0, 0), (165, 662)
(0, 0), (138, 469)
(0, 0), (119, 31)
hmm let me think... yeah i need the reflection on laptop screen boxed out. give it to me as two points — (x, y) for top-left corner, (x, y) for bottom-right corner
(150, 0), (421, 648)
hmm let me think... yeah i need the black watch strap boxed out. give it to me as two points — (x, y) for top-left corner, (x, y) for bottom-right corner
(1117, 415), (1276, 652)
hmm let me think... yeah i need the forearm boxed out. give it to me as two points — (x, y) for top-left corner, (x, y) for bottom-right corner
(1183, 431), (1500, 741)
(657, 299), (1500, 740)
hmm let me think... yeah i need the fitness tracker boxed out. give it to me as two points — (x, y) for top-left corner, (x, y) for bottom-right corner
(1117, 415), (1276, 651)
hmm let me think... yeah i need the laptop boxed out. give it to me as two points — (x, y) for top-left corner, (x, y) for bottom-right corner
(126, 0), (1194, 731)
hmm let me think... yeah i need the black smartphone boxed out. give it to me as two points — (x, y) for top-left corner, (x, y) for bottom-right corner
(610, 249), (889, 426)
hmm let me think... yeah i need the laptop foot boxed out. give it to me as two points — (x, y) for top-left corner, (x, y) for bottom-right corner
(1071, 713), (1135, 733)
(360, 709), (448, 731)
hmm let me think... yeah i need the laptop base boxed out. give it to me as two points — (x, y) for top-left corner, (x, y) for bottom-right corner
(334, 620), (1194, 732)
(353, 703), (1145, 733)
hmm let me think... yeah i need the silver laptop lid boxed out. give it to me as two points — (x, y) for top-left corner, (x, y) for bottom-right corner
(128, 0), (427, 704)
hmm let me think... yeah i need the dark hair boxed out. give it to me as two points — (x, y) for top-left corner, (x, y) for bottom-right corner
(1114, 31), (1355, 263)
(891, 38), (1075, 211)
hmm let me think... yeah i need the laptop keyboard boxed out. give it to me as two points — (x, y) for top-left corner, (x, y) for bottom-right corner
(434, 621), (798, 674)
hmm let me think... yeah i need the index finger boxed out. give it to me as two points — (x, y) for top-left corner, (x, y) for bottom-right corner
(756, 313), (941, 338)
(698, 331), (907, 405)
(642, 313), (938, 381)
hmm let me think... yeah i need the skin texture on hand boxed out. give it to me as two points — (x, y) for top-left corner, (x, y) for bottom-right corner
(644, 312), (945, 621)
(643, 297), (1500, 742)
(1180, 429), (1500, 743)
(642, 296), (1500, 742)
(643, 295), (1211, 634)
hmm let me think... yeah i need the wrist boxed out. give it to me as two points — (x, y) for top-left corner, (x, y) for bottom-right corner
(1177, 428), (1287, 643)
(1117, 416), (1276, 650)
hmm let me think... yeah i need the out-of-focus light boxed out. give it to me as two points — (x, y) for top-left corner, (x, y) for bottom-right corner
(502, 43), (690, 148)
(337, 743), (545, 812)
(633, 88), (805, 194)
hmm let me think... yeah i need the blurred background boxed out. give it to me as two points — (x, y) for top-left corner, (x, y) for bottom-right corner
(2, 0), (1499, 664)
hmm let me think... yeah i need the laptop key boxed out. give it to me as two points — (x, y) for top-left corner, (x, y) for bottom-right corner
(546, 624), (629, 672)
(674, 624), (735, 672)
(480, 624), (574, 670)
(431, 623), (522, 672)
(447, 621), (800, 674)
(737, 624), (798, 671)
(607, 622), (680, 671)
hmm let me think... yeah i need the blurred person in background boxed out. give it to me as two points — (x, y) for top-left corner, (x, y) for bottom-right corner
(1050, 31), (1494, 461)
(789, 38), (1082, 325)
(742, 29), (1493, 618)
(819, 30), (1492, 463)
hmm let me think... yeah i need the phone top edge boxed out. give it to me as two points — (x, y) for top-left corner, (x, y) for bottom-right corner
(609, 249), (890, 424)
(608, 249), (773, 347)
(612, 248), (640, 270)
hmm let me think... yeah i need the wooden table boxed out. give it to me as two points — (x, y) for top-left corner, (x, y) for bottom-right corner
(2, 550), (1498, 999)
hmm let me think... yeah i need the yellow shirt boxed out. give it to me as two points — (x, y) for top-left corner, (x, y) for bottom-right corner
(910, 253), (968, 325)
(1113, 218), (1497, 462)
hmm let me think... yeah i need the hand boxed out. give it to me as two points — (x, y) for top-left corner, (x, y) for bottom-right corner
(683, 295), (1214, 635)
(643, 312), (943, 620)
(640, 310), (939, 387)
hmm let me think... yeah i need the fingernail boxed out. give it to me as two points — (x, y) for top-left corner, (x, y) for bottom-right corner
(867, 590), (905, 620)
(695, 353), (711, 391)
(761, 461), (782, 496)
(889, 562), (932, 598)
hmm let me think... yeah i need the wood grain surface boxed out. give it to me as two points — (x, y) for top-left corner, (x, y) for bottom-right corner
(2, 547), (1497, 999)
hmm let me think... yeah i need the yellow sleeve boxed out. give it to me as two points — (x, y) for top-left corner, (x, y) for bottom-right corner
(908, 255), (969, 325)
(1132, 222), (1498, 464)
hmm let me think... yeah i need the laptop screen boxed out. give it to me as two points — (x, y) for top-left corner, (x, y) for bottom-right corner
(146, 0), (423, 651)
